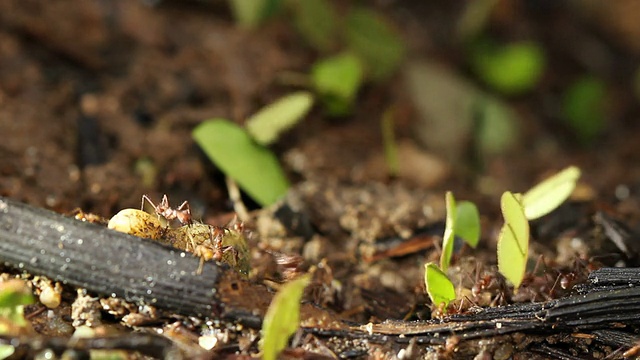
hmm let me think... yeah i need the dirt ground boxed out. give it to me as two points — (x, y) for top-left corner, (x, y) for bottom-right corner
(2, 1), (640, 359)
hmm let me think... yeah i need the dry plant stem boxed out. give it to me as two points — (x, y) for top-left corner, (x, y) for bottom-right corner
(0, 196), (224, 318)
(225, 176), (250, 221)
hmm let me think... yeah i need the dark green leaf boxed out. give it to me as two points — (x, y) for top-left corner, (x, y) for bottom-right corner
(345, 7), (405, 80)
(288, 0), (336, 51)
(193, 119), (290, 207)
(562, 76), (606, 144)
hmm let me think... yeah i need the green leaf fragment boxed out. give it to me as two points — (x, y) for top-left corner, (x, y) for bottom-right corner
(440, 191), (456, 271)
(498, 191), (529, 289)
(261, 274), (311, 360)
(193, 119), (290, 207)
(345, 7), (405, 80)
(245, 91), (314, 145)
(497, 223), (528, 289)
(500, 192), (528, 252)
(311, 52), (363, 116)
(455, 201), (480, 248)
(424, 263), (456, 308)
(522, 166), (581, 220)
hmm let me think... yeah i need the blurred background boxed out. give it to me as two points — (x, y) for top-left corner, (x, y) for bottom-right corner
(0, 0), (639, 218)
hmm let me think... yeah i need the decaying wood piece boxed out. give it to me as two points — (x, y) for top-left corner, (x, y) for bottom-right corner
(0, 196), (229, 318)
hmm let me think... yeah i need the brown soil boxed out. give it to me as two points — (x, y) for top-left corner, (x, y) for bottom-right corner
(2, 1), (640, 359)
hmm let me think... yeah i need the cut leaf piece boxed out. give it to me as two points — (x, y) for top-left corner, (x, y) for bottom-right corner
(261, 274), (311, 360)
(345, 7), (405, 80)
(498, 192), (529, 289)
(440, 191), (456, 271)
(193, 119), (290, 207)
(497, 223), (528, 289)
(245, 91), (314, 145)
(311, 52), (363, 116)
(500, 192), (528, 252)
(522, 166), (581, 220)
(424, 263), (456, 308)
(455, 201), (480, 248)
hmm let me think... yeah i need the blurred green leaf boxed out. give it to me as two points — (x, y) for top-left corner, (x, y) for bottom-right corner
(497, 192), (529, 289)
(261, 274), (311, 360)
(288, 0), (337, 51)
(381, 107), (399, 176)
(404, 61), (520, 162)
(455, 201), (480, 248)
(0, 280), (34, 310)
(424, 263), (456, 309)
(440, 191), (456, 271)
(522, 166), (581, 220)
(0, 280), (34, 340)
(0, 346), (14, 359)
(245, 91), (314, 145)
(311, 52), (364, 116)
(193, 119), (290, 207)
(345, 7), (405, 80)
(472, 40), (545, 95)
(562, 76), (606, 144)
(228, 0), (279, 28)
(474, 98), (520, 156)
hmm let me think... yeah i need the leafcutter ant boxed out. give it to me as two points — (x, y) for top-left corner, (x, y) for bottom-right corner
(141, 194), (192, 226)
(208, 225), (238, 265)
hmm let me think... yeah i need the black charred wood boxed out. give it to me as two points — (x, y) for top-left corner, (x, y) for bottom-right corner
(0, 196), (225, 318)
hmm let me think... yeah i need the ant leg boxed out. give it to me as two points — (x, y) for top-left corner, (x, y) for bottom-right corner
(222, 246), (239, 266)
(160, 194), (171, 211)
(176, 200), (190, 212)
(141, 194), (156, 212)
